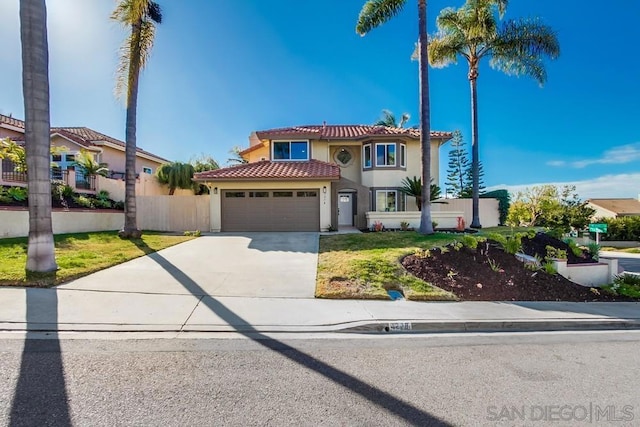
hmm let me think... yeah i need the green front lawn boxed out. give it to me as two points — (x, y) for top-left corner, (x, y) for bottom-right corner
(316, 231), (459, 300)
(0, 231), (195, 287)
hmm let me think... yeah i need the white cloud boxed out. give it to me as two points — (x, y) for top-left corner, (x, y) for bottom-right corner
(548, 142), (640, 168)
(546, 160), (566, 167)
(487, 173), (640, 200)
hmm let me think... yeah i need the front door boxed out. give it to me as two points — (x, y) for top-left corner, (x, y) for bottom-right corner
(338, 193), (353, 226)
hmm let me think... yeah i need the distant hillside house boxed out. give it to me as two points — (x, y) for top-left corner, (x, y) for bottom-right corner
(1, 113), (167, 179)
(587, 198), (640, 219)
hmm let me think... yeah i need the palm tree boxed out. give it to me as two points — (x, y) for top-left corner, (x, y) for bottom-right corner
(156, 162), (195, 195)
(227, 146), (248, 165)
(74, 150), (109, 177)
(357, 0), (435, 234)
(112, 0), (162, 238)
(20, 0), (58, 282)
(399, 176), (442, 211)
(374, 109), (410, 128)
(428, 0), (559, 228)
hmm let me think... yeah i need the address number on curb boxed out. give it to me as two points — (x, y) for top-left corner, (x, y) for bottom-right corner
(388, 322), (412, 331)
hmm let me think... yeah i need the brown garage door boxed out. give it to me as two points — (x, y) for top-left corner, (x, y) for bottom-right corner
(222, 190), (320, 232)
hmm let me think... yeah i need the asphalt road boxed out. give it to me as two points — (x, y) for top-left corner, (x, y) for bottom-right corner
(1, 331), (640, 426)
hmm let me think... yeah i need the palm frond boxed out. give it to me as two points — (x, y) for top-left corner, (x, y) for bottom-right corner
(428, 32), (465, 67)
(490, 19), (560, 85)
(356, 0), (406, 35)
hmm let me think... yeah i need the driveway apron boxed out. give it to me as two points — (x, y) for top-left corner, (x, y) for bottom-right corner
(58, 232), (319, 298)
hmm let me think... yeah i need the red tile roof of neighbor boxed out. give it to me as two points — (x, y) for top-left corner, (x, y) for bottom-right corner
(587, 199), (640, 215)
(0, 113), (25, 129)
(1, 114), (167, 161)
(255, 124), (453, 140)
(194, 160), (340, 181)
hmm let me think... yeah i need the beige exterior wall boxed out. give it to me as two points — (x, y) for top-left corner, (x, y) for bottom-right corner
(207, 180), (333, 232)
(97, 145), (163, 175)
(137, 195), (210, 232)
(0, 209), (124, 238)
(328, 144), (361, 183)
(0, 128), (23, 139)
(245, 143), (270, 163)
(366, 211), (464, 230)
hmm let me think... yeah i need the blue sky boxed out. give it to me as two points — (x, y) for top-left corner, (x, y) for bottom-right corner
(1, 0), (638, 199)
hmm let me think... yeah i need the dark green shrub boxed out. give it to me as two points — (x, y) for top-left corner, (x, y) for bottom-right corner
(113, 200), (125, 210)
(596, 217), (640, 241)
(97, 190), (110, 201)
(94, 199), (112, 209)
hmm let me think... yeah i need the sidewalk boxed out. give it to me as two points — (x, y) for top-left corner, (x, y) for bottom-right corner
(1, 286), (639, 335)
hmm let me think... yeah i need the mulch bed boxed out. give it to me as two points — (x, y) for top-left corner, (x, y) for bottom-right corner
(402, 239), (635, 302)
(521, 232), (596, 264)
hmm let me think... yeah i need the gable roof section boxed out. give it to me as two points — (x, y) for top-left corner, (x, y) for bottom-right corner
(587, 198), (640, 215)
(0, 113), (167, 162)
(52, 127), (168, 162)
(194, 160), (340, 181)
(255, 124), (452, 141)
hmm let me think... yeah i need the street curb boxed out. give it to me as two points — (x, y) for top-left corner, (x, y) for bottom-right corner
(341, 319), (640, 334)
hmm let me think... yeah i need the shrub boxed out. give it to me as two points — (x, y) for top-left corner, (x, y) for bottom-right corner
(461, 235), (479, 250)
(595, 217), (640, 241)
(97, 190), (110, 201)
(608, 274), (640, 298)
(564, 239), (583, 257)
(587, 242), (600, 261)
(73, 195), (94, 209)
(400, 221), (410, 231)
(502, 234), (523, 255)
(7, 186), (27, 202)
(113, 200), (124, 210)
(0, 187), (11, 204)
(543, 261), (557, 274)
(372, 221), (384, 232)
(545, 245), (567, 260)
(94, 198), (112, 209)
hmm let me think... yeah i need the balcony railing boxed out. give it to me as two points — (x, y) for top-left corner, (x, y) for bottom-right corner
(1, 159), (27, 182)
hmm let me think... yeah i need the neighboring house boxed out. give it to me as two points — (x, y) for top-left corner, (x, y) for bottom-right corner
(1, 113), (167, 185)
(194, 124), (452, 232)
(587, 198), (640, 219)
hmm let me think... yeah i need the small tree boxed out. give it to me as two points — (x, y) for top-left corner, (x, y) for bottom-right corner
(461, 161), (485, 198)
(190, 154), (219, 194)
(156, 162), (195, 195)
(445, 130), (468, 198)
(227, 146), (248, 165)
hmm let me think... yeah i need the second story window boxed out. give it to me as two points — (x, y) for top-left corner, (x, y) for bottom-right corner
(272, 140), (309, 161)
(363, 144), (372, 168)
(376, 143), (396, 167)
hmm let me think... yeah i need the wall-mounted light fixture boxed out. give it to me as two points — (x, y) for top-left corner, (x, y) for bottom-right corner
(322, 186), (327, 194)
(213, 187), (218, 195)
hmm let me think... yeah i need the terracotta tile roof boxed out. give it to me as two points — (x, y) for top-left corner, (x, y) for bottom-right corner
(255, 124), (452, 141)
(587, 199), (640, 215)
(52, 127), (168, 161)
(0, 113), (25, 129)
(194, 160), (340, 181)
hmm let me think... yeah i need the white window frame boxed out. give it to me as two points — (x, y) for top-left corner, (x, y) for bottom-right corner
(271, 140), (310, 161)
(376, 190), (398, 212)
(363, 144), (372, 169)
(375, 143), (396, 167)
(142, 167), (153, 174)
(400, 143), (406, 168)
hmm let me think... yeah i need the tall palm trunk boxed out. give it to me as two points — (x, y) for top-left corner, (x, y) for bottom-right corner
(20, 0), (57, 281)
(121, 20), (143, 238)
(469, 62), (481, 228)
(418, 0), (433, 234)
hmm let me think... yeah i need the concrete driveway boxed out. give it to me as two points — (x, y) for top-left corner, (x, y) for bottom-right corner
(59, 232), (319, 298)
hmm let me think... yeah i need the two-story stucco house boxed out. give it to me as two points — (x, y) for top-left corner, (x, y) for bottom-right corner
(1, 113), (167, 181)
(194, 124), (452, 232)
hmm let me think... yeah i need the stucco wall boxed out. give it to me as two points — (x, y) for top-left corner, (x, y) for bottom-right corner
(432, 198), (500, 228)
(96, 174), (192, 201)
(208, 180), (333, 232)
(366, 211), (464, 230)
(0, 209), (124, 238)
(0, 128), (23, 139)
